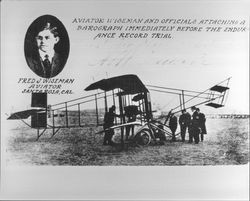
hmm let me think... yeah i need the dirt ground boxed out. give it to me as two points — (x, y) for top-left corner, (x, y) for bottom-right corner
(5, 118), (249, 166)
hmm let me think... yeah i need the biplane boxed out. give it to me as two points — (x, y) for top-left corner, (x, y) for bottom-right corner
(8, 74), (231, 148)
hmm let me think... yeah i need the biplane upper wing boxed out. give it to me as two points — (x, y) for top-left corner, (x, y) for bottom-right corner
(85, 74), (148, 94)
(7, 109), (45, 120)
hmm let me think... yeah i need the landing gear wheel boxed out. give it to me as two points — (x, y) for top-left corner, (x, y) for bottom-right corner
(134, 128), (151, 146)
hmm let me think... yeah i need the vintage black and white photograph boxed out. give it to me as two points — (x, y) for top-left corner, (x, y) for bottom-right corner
(1, 0), (249, 200)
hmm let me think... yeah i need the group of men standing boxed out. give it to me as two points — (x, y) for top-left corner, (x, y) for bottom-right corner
(170, 106), (207, 144)
(103, 105), (207, 146)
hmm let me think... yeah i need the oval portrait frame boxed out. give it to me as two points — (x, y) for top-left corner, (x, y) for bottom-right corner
(24, 15), (70, 78)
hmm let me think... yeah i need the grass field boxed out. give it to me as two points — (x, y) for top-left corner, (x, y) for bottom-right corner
(5, 117), (249, 166)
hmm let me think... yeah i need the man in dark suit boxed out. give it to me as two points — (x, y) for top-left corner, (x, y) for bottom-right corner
(27, 22), (64, 78)
(103, 105), (120, 146)
(179, 109), (191, 142)
(169, 113), (178, 142)
(189, 106), (200, 144)
(196, 108), (207, 141)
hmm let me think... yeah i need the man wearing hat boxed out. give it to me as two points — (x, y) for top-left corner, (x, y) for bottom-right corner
(189, 106), (200, 144)
(179, 109), (191, 142)
(169, 112), (178, 142)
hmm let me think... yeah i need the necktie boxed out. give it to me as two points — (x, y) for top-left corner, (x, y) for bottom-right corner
(43, 55), (51, 78)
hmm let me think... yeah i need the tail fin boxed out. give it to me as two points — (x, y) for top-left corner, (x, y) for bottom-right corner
(31, 93), (47, 128)
(31, 92), (47, 108)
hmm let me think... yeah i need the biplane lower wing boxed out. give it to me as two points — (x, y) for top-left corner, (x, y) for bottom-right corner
(96, 121), (142, 134)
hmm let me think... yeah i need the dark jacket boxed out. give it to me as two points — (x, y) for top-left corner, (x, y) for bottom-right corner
(169, 115), (178, 131)
(103, 111), (116, 129)
(26, 52), (64, 78)
(191, 111), (200, 127)
(198, 113), (207, 134)
(179, 112), (191, 126)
